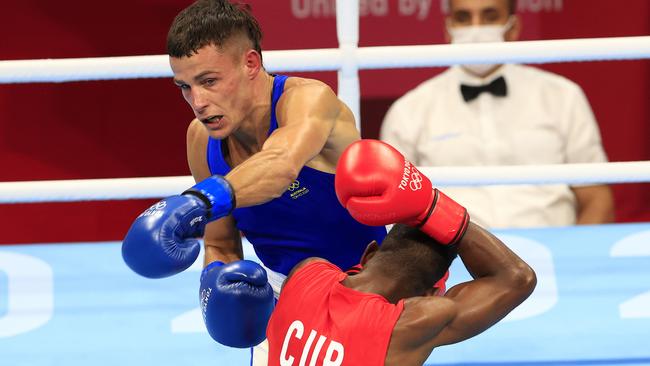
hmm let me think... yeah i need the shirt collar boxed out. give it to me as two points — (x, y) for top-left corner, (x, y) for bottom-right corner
(452, 64), (510, 86)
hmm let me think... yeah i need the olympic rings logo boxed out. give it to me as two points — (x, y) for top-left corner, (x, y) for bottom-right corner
(139, 200), (167, 218)
(288, 180), (301, 191)
(409, 171), (423, 191)
(152, 201), (167, 210)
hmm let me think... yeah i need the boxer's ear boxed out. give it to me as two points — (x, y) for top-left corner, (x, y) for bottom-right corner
(360, 241), (380, 266)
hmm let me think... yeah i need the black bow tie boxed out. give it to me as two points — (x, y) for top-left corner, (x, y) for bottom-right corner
(461, 76), (507, 102)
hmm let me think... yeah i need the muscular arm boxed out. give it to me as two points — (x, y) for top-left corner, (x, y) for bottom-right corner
(572, 185), (615, 225)
(392, 222), (536, 360)
(432, 223), (536, 345)
(226, 82), (340, 207)
(201, 216), (243, 266)
(187, 120), (243, 266)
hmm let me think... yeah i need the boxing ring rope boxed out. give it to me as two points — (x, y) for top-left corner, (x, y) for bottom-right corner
(2, 36), (648, 137)
(3, 36), (649, 84)
(2, 161), (650, 203)
(1, 0), (649, 204)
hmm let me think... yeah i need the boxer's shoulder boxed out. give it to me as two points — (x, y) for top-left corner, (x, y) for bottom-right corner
(275, 77), (348, 130)
(284, 257), (333, 289)
(278, 77), (337, 107)
(282, 76), (330, 91)
(187, 118), (208, 145)
(402, 295), (455, 317)
(390, 295), (455, 349)
(186, 119), (211, 181)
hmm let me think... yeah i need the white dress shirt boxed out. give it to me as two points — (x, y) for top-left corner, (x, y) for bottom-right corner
(381, 64), (607, 228)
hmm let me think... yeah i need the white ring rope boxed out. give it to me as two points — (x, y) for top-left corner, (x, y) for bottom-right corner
(1, 36), (649, 84)
(1, 161), (650, 204)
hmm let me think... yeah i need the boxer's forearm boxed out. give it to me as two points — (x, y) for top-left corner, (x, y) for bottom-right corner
(424, 223), (536, 348)
(202, 216), (243, 267)
(224, 84), (339, 207)
(225, 146), (300, 208)
(204, 245), (243, 267)
(457, 222), (534, 285)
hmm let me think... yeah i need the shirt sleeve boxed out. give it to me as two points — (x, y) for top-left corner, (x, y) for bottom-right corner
(379, 97), (422, 163)
(563, 84), (608, 164)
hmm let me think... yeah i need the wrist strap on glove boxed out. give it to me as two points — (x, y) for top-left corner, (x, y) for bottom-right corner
(183, 176), (235, 222)
(418, 189), (470, 245)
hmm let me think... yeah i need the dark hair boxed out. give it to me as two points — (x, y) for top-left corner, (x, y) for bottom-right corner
(167, 0), (263, 60)
(373, 224), (458, 295)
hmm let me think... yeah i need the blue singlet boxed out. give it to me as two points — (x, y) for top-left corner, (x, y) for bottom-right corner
(206, 74), (386, 275)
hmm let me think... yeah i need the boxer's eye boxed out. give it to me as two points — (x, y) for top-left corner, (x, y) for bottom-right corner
(202, 78), (217, 87)
(174, 81), (189, 90)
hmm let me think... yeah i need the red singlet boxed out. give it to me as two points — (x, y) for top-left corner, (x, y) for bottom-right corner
(266, 260), (404, 366)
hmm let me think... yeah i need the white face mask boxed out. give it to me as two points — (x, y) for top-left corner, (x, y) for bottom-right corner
(447, 18), (514, 76)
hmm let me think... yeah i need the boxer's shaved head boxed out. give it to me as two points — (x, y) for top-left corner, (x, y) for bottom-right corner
(369, 224), (457, 296)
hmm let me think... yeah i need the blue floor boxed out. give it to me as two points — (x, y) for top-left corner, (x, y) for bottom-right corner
(1, 223), (650, 365)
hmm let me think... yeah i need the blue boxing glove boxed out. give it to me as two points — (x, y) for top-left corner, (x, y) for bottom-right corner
(200, 260), (275, 348)
(122, 175), (235, 278)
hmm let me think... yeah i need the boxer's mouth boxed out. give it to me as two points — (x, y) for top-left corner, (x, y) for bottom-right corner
(202, 115), (224, 126)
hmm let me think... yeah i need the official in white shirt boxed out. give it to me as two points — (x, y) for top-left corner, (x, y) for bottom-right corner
(381, 0), (614, 228)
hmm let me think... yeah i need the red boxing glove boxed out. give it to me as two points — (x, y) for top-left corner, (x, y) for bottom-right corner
(335, 140), (469, 245)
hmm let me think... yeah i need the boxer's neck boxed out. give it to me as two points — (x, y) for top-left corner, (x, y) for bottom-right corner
(342, 268), (409, 304)
(230, 73), (274, 152)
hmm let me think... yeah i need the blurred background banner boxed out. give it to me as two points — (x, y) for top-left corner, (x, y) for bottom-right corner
(0, 0), (648, 244)
(1, 223), (649, 365)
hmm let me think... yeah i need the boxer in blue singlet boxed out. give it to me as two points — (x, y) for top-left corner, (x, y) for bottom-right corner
(120, 1), (386, 365)
(202, 74), (385, 278)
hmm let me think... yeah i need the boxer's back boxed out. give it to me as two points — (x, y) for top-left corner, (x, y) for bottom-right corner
(266, 260), (404, 366)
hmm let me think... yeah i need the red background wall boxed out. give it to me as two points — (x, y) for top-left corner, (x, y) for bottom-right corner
(1, 0), (649, 244)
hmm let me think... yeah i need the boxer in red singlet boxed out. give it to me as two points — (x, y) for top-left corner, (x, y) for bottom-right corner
(266, 140), (537, 366)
